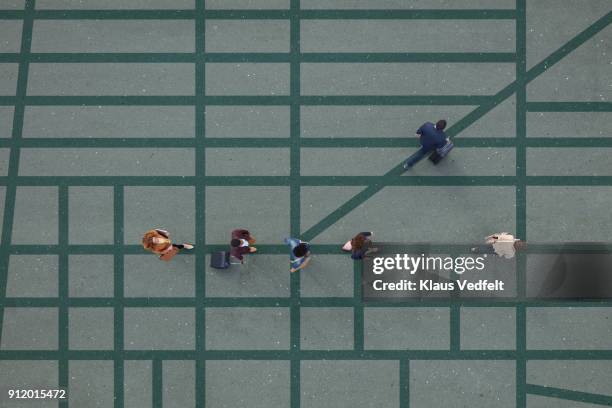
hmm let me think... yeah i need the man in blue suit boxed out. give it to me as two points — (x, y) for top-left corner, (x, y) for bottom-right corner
(403, 119), (448, 169)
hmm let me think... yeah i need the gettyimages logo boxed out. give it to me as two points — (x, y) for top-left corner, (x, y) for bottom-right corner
(372, 254), (486, 275)
(362, 243), (612, 301)
(366, 252), (505, 297)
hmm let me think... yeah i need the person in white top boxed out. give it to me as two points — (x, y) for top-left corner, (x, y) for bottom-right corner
(472, 232), (526, 259)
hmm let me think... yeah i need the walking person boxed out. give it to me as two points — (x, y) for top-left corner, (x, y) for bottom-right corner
(284, 237), (311, 273)
(342, 232), (378, 260)
(471, 232), (526, 259)
(142, 228), (194, 261)
(230, 228), (257, 264)
(403, 119), (449, 169)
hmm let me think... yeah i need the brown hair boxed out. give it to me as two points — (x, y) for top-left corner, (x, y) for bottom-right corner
(142, 230), (171, 254)
(351, 234), (367, 251)
(436, 119), (447, 130)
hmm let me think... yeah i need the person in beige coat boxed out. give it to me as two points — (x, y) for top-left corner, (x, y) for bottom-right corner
(472, 232), (526, 259)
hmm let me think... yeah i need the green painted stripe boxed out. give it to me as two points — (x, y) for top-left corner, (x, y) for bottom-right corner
(353, 261), (364, 351)
(299, 9), (517, 20)
(301, 52), (516, 63)
(0, 10), (22, 18)
(28, 53), (196, 63)
(301, 138), (512, 148)
(516, 0), (527, 405)
(152, 359), (163, 408)
(450, 303), (460, 352)
(526, 384), (612, 406)
(204, 10), (290, 19)
(0, 9), (518, 20)
(4, 297), (612, 308)
(299, 95), (493, 105)
(5, 175), (612, 187)
(195, 1), (206, 407)
(2, 9), (197, 19)
(525, 138), (612, 147)
(0, 95), (495, 106)
(0, 0), (34, 353)
(516, 303), (527, 407)
(2, 242), (611, 255)
(527, 102), (612, 112)
(58, 184), (69, 408)
(1, 349), (612, 361)
(526, 176), (612, 185)
(113, 185), (125, 408)
(289, 3), (301, 408)
(0, 52), (517, 64)
(8, 137), (612, 149)
(400, 360), (409, 408)
(6, 139), (197, 148)
(11, 96), (197, 106)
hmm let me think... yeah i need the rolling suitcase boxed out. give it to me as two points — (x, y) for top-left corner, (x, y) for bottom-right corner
(210, 251), (231, 269)
(429, 140), (454, 165)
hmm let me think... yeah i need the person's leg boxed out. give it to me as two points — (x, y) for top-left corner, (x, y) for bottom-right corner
(403, 147), (429, 169)
(173, 243), (194, 250)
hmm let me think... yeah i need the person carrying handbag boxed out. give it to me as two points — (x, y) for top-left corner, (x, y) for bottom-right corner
(403, 119), (449, 169)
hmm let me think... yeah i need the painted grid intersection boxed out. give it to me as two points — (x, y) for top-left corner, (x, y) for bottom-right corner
(0, 0), (611, 407)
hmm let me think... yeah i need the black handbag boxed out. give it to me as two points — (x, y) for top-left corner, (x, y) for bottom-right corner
(210, 251), (230, 269)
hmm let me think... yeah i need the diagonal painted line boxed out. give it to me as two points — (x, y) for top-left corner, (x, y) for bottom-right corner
(0, 0), (35, 349)
(526, 384), (612, 406)
(301, 11), (612, 241)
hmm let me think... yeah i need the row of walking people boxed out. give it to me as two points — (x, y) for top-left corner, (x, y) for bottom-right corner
(142, 228), (524, 272)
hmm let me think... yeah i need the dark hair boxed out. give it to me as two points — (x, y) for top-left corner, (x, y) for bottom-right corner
(436, 119), (447, 130)
(351, 234), (366, 251)
(230, 238), (241, 247)
(293, 243), (310, 258)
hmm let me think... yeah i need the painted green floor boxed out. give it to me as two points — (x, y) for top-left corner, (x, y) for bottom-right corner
(0, 0), (611, 407)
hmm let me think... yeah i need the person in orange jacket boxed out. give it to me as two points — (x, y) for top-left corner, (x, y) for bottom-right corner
(142, 228), (193, 261)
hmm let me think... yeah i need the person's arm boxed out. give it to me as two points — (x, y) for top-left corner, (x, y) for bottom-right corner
(284, 237), (300, 248)
(300, 256), (312, 269)
(417, 122), (426, 134)
(155, 229), (169, 238)
(290, 256), (311, 273)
